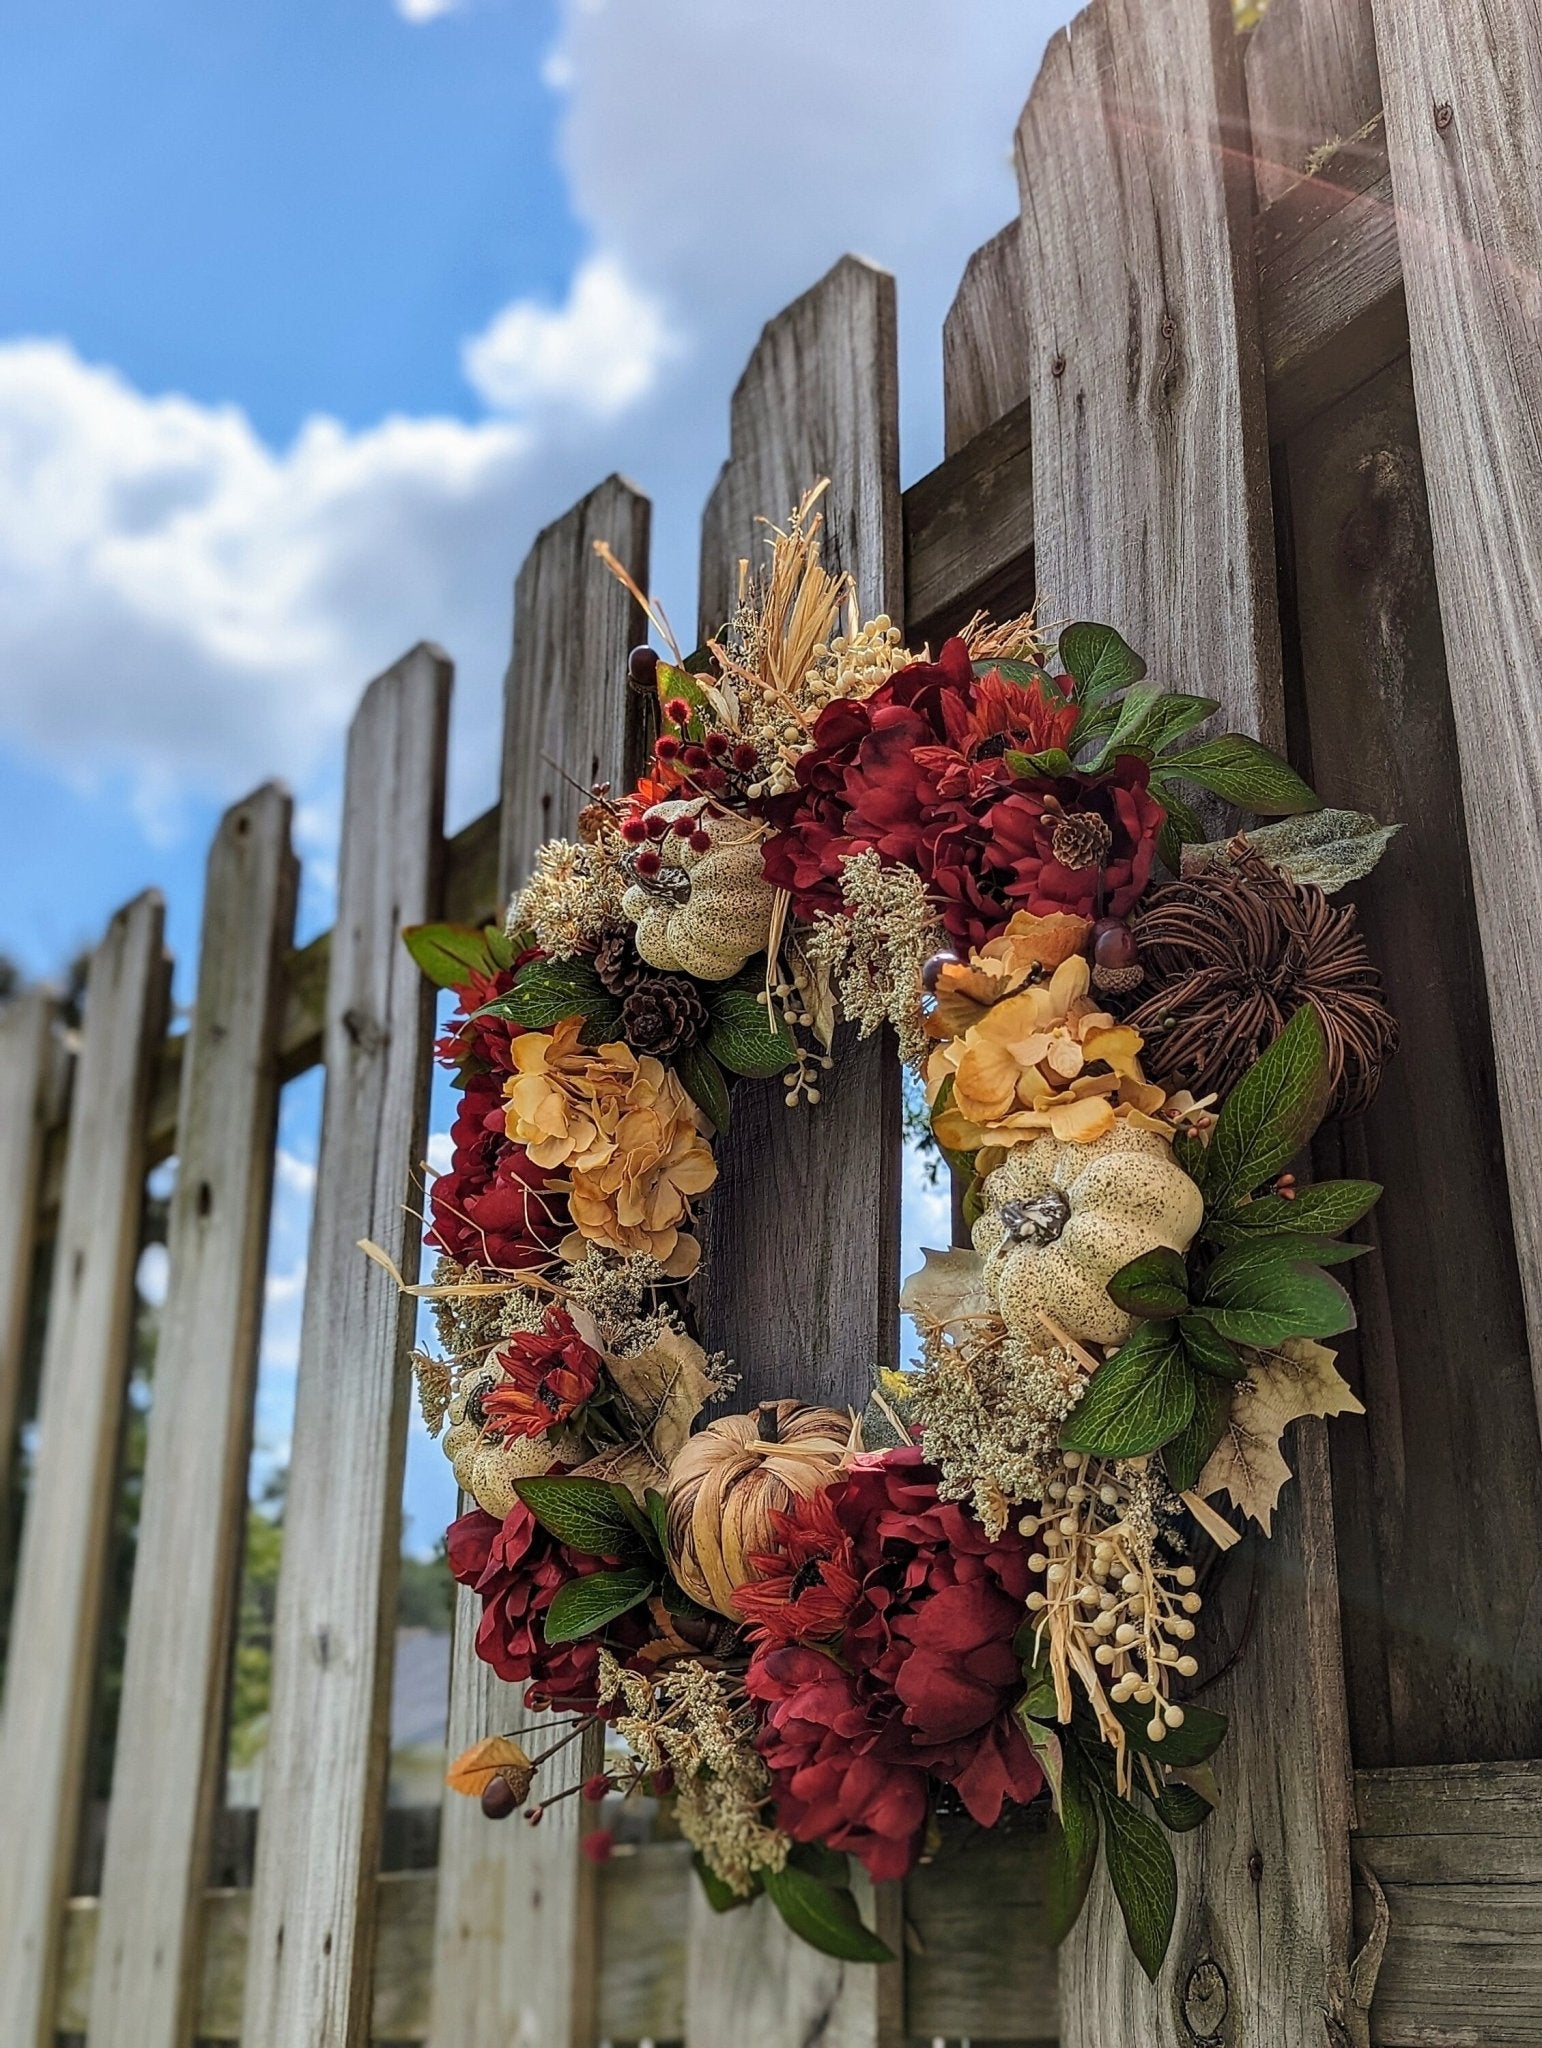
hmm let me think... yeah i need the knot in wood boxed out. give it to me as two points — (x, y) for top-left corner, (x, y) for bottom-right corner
(1181, 1954), (1229, 2044)
(340, 1006), (387, 1057)
(1433, 99), (1454, 132)
(1050, 352), (1067, 378)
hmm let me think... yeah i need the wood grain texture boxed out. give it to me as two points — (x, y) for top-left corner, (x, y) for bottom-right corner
(904, 398), (1034, 648)
(0, 892), (169, 2048)
(430, 479), (649, 2048)
(86, 788), (297, 2048)
(941, 222), (1032, 456)
(240, 648), (450, 2048)
(1244, 0), (1381, 207)
(1282, 358), (1542, 1768)
(1020, 3), (1354, 2039)
(904, 1826), (1058, 2040)
(692, 252), (903, 1418)
(1370, 0), (1542, 1432)
(687, 256), (904, 2047)
(498, 473), (651, 887)
(0, 987), (56, 1523)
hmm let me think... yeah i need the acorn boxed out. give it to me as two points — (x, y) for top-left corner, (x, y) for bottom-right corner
(627, 644), (659, 691)
(921, 949), (961, 994)
(1090, 918), (1144, 996)
(481, 1774), (519, 1821)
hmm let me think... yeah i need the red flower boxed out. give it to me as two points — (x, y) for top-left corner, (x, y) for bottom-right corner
(484, 1307), (603, 1439)
(447, 1500), (647, 1714)
(745, 1449), (1044, 1879)
(437, 963), (523, 1078)
(426, 1074), (568, 1273)
(758, 637), (1164, 950)
(734, 1489), (861, 1649)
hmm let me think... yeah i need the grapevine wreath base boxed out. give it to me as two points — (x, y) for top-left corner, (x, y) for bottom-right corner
(383, 489), (1398, 1976)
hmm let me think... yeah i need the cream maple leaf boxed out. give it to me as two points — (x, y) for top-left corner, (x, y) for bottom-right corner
(898, 1247), (995, 1333)
(1197, 1338), (1364, 1534)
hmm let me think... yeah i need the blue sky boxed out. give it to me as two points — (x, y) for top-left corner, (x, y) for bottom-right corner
(5, 0), (1070, 1549)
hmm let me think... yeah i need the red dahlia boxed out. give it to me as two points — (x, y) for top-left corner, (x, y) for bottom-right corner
(735, 1488), (862, 1649)
(483, 1307), (603, 1439)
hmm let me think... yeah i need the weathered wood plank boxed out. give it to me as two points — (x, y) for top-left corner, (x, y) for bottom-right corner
(904, 1827), (1058, 2041)
(499, 474), (651, 886)
(904, 398), (1034, 648)
(1244, 0), (1381, 208)
(0, 986), (57, 1522)
(86, 787), (297, 2048)
(1369, 0), (1542, 1434)
(687, 254), (905, 2047)
(1282, 357), (1542, 1767)
(0, 892), (169, 2047)
(1355, 1760), (1542, 1885)
(430, 478), (649, 2048)
(1018, 2), (1355, 2038)
(240, 647), (450, 2048)
(941, 222), (1032, 456)
(595, 1840), (692, 2044)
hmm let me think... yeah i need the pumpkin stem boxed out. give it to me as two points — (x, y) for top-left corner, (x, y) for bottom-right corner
(754, 1402), (782, 1444)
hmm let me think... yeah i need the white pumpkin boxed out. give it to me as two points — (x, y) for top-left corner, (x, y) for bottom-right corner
(442, 1360), (554, 1517)
(621, 800), (775, 981)
(972, 1125), (1203, 1348)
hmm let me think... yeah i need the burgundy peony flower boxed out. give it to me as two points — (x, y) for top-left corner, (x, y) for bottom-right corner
(426, 1073), (568, 1272)
(758, 637), (1165, 950)
(447, 1499), (646, 1714)
(483, 1307), (603, 1439)
(735, 1488), (862, 1649)
(436, 964), (523, 1078)
(745, 1448), (1044, 1879)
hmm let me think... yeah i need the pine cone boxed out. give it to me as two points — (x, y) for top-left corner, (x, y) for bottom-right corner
(1050, 808), (1115, 872)
(620, 973), (709, 1057)
(591, 925), (647, 996)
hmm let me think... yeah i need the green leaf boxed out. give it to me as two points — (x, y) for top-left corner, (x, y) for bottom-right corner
(1144, 694), (1223, 756)
(1106, 1246), (1191, 1320)
(1079, 681), (1164, 770)
(1182, 808), (1400, 893)
(693, 1852), (760, 1912)
(541, 1564), (656, 1644)
(1093, 1782), (1178, 1981)
(787, 1841), (852, 1886)
(1207, 1179), (1382, 1242)
(1163, 1369), (1235, 1491)
(675, 1041), (732, 1133)
(654, 660), (714, 740)
(1161, 732), (1320, 816)
(1005, 746), (1076, 780)
(762, 1865), (895, 1964)
(1060, 1323), (1197, 1458)
(481, 956), (608, 1028)
(644, 1487), (671, 1554)
(577, 1001), (625, 1046)
(1198, 1248), (1357, 1345)
(403, 922), (498, 989)
(1155, 781), (1207, 875)
(1043, 1746), (1100, 1946)
(513, 1476), (648, 1558)
(977, 657), (1062, 693)
(704, 984), (798, 1079)
(1203, 1004), (1332, 1209)
(1144, 1776), (1215, 1832)
(1179, 1316), (1246, 1381)
(1058, 621), (1147, 703)
(1113, 1695), (1228, 1767)
(1171, 1126), (1210, 1190)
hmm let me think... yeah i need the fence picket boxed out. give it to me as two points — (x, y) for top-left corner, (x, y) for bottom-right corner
(86, 786), (297, 2048)
(240, 647), (450, 2048)
(429, 478), (649, 2048)
(941, 221), (1032, 456)
(0, 892), (169, 2047)
(684, 254), (905, 2048)
(1370, 0), (1542, 1427)
(1244, 0), (1382, 207)
(1017, 1), (1355, 2039)
(0, 987), (57, 1525)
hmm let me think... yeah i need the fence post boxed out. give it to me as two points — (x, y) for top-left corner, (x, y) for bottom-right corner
(428, 476), (650, 2048)
(683, 253), (905, 2048)
(0, 892), (169, 2047)
(0, 987), (57, 1527)
(240, 647), (450, 2048)
(87, 784), (297, 2048)
(1017, 0), (1356, 2037)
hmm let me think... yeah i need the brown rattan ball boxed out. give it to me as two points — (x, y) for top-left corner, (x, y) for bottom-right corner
(1125, 849), (1397, 1117)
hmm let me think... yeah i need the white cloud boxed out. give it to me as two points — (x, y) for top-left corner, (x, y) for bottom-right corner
(426, 1129), (454, 1178)
(396, 0), (464, 21)
(275, 1148), (317, 1196)
(462, 254), (677, 420)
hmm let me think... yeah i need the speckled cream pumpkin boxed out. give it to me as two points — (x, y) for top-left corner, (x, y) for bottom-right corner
(972, 1126), (1203, 1348)
(621, 801), (775, 981)
(664, 1399), (856, 1615)
(442, 1360), (554, 1517)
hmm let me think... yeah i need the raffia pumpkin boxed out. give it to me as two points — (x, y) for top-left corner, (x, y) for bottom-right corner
(442, 1360), (554, 1518)
(621, 801), (776, 981)
(664, 1399), (856, 1615)
(972, 1125), (1203, 1349)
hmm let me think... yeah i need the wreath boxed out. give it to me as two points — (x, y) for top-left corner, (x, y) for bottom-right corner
(391, 489), (1398, 1977)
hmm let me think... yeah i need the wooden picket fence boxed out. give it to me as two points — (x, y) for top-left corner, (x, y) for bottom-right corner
(2, 0), (1540, 2040)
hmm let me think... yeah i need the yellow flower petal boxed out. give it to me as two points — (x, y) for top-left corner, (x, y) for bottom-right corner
(1047, 1094), (1117, 1143)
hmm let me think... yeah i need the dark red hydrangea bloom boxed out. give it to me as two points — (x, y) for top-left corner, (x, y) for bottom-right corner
(426, 1073), (567, 1273)
(758, 637), (1164, 949)
(484, 1307), (603, 1439)
(745, 1448), (1044, 1880)
(735, 1488), (862, 1650)
(447, 1499), (648, 1714)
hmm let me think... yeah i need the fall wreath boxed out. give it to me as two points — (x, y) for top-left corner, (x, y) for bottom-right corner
(389, 488), (1397, 1977)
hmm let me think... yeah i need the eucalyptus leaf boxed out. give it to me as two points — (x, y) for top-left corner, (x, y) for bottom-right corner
(1093, 1782), (1178, 1982)
(762, 1865), (895, 1963)
(1159, 732), (1320, 816)
(1059, 1323), (1197, 1458)
(1106, 1246), (1191, 1320)
(1203, 1004), (1331, 1209)
(541, 1564), (656, 1645)
(675, 1041), (732, 1133)
(1182, 809), (1400, 892)
(1163, 1370), (1234, 1492)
